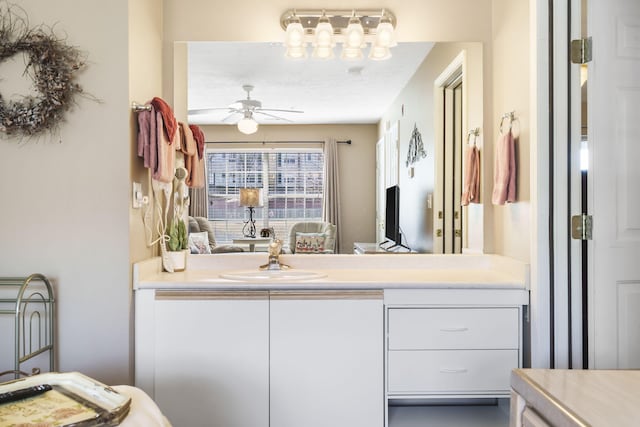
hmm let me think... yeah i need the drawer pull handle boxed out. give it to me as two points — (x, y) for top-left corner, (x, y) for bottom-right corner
(440, 368), (468, 374)
(440, 327), (469, 332)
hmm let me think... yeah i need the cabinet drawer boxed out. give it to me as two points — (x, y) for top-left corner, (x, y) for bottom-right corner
(388, 349), (518, 394)
(388, 308), (519, 350)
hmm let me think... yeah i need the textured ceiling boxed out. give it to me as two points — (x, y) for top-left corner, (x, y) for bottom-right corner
(187, 41), (434, 126)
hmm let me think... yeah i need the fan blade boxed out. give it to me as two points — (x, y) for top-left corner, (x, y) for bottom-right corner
(253, 111), (294, 123)
(188, 107), (233, 115)
(222, 111), (242, 123)
(256, 108), (304, 114)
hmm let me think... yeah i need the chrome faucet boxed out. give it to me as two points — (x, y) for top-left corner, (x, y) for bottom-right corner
(260, 239), (289, 270)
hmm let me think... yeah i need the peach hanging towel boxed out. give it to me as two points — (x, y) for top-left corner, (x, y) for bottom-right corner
(461, 143), (480, 205)
(491, 128), (516, 205)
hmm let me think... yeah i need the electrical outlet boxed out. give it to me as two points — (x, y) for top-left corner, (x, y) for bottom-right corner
(133, 182), (144, 208)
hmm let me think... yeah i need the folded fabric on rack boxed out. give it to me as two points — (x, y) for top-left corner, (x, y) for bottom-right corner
(136, 105), (157, 170)
(151, 97), (178, 142)
(189, 124), (205, 159)
(461, 144), (480, 205)
(178, 122), (197, 156)
(492, 129), (517, 205)
(152, 113), (176, 183)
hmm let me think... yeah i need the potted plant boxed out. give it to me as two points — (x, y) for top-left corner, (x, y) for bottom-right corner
(166, 216), (188, 271)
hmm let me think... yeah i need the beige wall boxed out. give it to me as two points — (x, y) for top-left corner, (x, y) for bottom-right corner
(0, 0), (133, 384)
(379, 42), (486, 252)
(491, 0), (531, 262)
(200, 124), (379, 253)
(0, 0), (533, 386)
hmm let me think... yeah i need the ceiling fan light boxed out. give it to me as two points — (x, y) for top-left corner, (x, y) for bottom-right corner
(237, 117), (258, 134)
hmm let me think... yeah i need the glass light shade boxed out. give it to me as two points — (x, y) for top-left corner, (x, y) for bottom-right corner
(369, 44), (391, 60)
(313, 45), (334, 59)
(237, 117), (258, 134)
(285, 21), (305, 48)
(374, 21), (396, 48)
(286, 45), (307, 59)
(239, 188), (263, 207)
(343, 18), (364, 49)
(341, 46), (364, 60)
(314, 20), (334, 48)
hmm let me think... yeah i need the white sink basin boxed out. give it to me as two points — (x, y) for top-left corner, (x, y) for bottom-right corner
(220, 269), (327, 282)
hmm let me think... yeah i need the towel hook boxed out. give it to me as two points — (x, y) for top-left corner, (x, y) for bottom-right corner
(499, 111), (516, 134)
(466, 128), (480, 146)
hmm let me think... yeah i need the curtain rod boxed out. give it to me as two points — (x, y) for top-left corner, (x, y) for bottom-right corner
(206, 140), (352, 145)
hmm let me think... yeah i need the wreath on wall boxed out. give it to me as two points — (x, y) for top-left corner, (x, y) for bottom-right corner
(0, 2), (87, 139)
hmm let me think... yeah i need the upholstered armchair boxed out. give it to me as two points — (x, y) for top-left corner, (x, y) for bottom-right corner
(288, 222), (337, 254)
(188, 216), (244, 254)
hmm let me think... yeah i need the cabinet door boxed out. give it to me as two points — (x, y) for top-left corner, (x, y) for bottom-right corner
(269, 290), (384, 427)
(153, 290), (269, 427)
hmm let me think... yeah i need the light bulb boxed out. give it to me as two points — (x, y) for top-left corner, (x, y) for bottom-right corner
(237, 117), (258, 134)
(344, 17), (364, 49)
(286, 22), (305, 47)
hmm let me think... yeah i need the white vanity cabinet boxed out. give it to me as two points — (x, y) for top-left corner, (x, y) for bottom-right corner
(385, 289), (528, 402)
(136, 290), (270, 427)
(269, 290), (384, 427)
(135, 288), (384, 427)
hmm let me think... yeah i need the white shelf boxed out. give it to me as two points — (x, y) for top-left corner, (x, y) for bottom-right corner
(388, 402), (509, 427)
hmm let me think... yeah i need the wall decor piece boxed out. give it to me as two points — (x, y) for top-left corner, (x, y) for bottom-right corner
(405, 123), (426, 167)
(0, 2), (88, 139)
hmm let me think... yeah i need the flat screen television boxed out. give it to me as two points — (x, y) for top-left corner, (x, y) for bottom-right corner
(385, 185), (401, 244)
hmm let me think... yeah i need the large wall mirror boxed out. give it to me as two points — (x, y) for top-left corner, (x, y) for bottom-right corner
(176, 41), (484, 254)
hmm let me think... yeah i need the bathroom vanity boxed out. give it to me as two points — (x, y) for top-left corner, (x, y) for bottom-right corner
(134, 253), (529, 427)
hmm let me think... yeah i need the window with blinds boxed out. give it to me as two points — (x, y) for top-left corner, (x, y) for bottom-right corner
(206, 148), (324, 245)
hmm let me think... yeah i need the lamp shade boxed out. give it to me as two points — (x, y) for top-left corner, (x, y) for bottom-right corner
(343, 16), (365, 49)
(239, 188), (263, 207)
(374, 20), (396, 48)
(285, 21), (305, 48)
(237, 116), (258, 134)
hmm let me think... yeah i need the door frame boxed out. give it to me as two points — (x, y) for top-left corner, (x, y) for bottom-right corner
(434, 51), (466, 254)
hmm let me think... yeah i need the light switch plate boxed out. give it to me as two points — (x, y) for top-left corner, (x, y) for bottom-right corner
(133, 182), (143, 208)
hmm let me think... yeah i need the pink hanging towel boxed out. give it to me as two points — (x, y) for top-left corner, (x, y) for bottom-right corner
(152, 112), (176, 183)
(461, 144), (480, 205)
(492, 130), (517, 205)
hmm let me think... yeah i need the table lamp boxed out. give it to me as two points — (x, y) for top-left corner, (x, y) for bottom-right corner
(239, 188), (263, 238)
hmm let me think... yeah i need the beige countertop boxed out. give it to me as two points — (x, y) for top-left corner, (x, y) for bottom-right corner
(133, 253), (530, 292)
(511, 369), (640, 426)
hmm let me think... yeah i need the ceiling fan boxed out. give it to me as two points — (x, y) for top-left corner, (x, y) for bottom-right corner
(188, 84), (304, 134)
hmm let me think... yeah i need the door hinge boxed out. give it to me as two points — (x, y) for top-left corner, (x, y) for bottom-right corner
(571, 214), (593, 240)
(571, 37), (592, 64)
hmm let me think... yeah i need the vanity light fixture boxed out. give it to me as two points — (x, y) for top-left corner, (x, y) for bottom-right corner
(237, 111), (259, 134)
(281, 8), (397, 61)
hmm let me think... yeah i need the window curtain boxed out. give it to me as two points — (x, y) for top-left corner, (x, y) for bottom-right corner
(323, 138), (341, 253)
(189, 161), (208, 218)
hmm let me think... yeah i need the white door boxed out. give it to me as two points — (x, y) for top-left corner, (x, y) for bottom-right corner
(269, 291), (384, 427)
(589, 0), (640, 368)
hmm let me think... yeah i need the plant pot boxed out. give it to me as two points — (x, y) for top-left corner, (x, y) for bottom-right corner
(166, 249), (188, 272)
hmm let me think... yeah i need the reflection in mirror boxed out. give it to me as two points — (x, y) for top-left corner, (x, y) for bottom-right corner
(181, 41), (483, 254)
